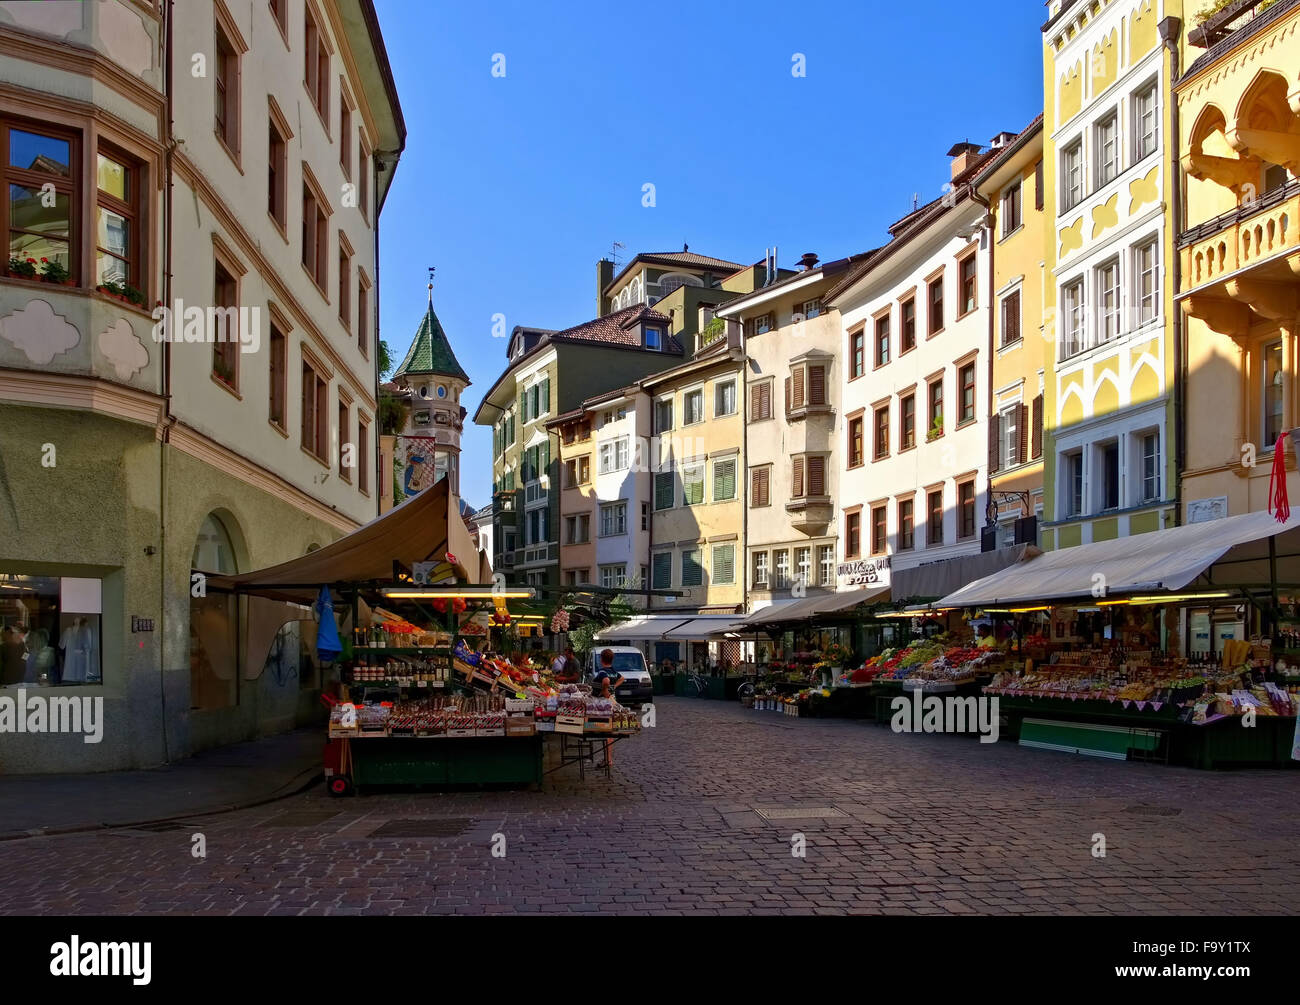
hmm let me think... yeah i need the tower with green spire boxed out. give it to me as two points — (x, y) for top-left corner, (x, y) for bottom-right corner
(393, 271), (471, 499)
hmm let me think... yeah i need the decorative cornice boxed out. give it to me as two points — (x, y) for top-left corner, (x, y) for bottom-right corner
(172, 149), (376, 411)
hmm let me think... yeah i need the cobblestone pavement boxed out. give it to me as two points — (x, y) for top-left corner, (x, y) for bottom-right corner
(2, 697), (1297, 915)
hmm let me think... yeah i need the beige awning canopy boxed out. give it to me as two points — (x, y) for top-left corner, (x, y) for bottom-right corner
(739, 586), (890, 626)
(213, 480), (483, 603)
(936, 510), (1300, 609)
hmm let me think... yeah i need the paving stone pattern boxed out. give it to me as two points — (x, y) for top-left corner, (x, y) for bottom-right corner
(2, 698), (1297, 915)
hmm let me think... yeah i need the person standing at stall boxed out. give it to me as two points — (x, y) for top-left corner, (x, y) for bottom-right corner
(552, 646), (581, 684)
(591, 648), (625, 698)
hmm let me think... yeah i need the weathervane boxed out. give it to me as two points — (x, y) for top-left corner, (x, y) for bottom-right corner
(427, 265), (435, 304)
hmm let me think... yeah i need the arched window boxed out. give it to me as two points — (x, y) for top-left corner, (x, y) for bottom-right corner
(190, 512), (239, 710)
(192, 512), (238, 574)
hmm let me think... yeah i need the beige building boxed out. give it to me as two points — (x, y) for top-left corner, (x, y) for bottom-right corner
(0, 0), (403, 770)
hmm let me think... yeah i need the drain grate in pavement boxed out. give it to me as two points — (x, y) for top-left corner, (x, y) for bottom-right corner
(368, 818), (474, 838)
(753, 806), (848, 821)
(264, 811), (340, 827)
(1123, 806), (1182, 817)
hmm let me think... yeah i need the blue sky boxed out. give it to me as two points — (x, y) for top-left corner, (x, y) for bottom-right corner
(373, 0), (1047, 507)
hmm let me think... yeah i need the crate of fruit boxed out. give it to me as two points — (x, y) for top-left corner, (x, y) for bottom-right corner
(556, 713), (585, 735)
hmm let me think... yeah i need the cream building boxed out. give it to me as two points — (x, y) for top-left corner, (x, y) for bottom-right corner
(0, 0), (404, 770)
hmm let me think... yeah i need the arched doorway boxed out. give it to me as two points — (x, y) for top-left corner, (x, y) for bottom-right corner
(190, 512), (240, 710)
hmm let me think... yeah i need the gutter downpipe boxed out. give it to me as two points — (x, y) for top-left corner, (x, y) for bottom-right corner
(967, 183), (995, 535)
(157, 0), (175, 762)
(1160, 17), (1185, 530)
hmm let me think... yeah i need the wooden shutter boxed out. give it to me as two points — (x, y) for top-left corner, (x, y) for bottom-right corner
(989, 414), (1001, 474)
(541, 378), (550, 414)
(752, 467), (769, 507)
(1017, 402), (1029, 465)
(1032, 394), (1044, 459)
(809, 364), (826, 406)
(792, 456), (805, 498)
(1034, 160), (1045, 211)
(784, 377), (791, 415)
(652, 552), (672, 589)
(792, 367), (806, 409)
(713, 546), (733, 585)
(808, 456), (825, 496)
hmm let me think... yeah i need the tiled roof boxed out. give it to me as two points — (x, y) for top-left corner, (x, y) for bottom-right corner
(605, 251), (747, 293)
(550, 304), (683, 352)
(394, 302), (470, 384)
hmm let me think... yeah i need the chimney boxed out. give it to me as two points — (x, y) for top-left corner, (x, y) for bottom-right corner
(990, 131), (1017, 150)
(799, 252), (819, 271)
(947, 141), (983, 182)
(597, 258), (614, 316)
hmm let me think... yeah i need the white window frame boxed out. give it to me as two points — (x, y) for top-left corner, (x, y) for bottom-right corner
(1133, 79), (1159, 162)
(1134, 238), (1159, 326)
(1000, 404), (1020, 471)
(1097, 258), (1121, 346)
(714, 379), (737, 417)
(681, 461), (705, 506)
(1062, 139), (1084, 210)
(655, 397), (674, 433)
(818, 545), (835, 587)
(599, 501), (628, 538)
(1062, 279), (1085, 359)
(1138, 429), (1161, 505)
(1095, 112), (1120, 189)
(711, 544), (735, 585)
(600, 564), (627, 590)
(753, 550), (769, 589)
(1001, 181), (1022, 238)
(683, 388), (705, 426)
(1064, 449), (1084, 519)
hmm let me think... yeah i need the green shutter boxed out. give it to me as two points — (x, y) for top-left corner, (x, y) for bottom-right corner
(714, 459), (735, 501)
(682, 550), (702, 587)
(652, 552), (672, 589)
(712, 545), (733, 584)
(541, 378), (550, 415)
(655, 472), (675, 510)
(685, 468), (703, 506)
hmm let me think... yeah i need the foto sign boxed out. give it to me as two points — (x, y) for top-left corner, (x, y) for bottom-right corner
(837, 557), (890, 588)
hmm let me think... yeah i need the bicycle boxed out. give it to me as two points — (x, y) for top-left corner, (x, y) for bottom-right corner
(687, 669), (709, 697)
(736, 673), (756, 701)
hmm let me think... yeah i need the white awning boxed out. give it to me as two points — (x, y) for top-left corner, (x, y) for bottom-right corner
(807, 585), (891, 615)
(936, 510), (1300, 609)
(593, 615), (691, 642)
(662, 615), (750, 640)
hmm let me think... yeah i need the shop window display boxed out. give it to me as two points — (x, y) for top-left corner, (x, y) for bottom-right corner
(0, 573), (103, 686)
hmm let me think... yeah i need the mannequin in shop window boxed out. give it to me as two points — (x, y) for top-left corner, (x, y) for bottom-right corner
(23, 627), (55, 684)
(59, 617), (95, 684)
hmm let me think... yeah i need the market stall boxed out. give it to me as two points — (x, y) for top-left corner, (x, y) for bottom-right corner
(216, 482), (644, 792)
(927, 510), (1300, 767)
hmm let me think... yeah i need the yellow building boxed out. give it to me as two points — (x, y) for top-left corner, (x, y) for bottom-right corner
(1177, 0), (1300, 520)
(1041, 0), (1184, 549)
(976, 119), (1049, 545)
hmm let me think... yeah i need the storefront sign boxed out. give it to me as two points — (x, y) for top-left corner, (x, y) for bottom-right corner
(412, 561), (454, 586)
(836, 557), (890, 587)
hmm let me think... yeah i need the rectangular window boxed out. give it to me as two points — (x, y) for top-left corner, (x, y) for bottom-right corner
(652, 552), (672, 590)
(682, 463), (704, 506)
(791, 455), (804, 497)
(270, 0), (288, 35)
(794, 547), (811, 589)
(850, 329), (866, 378)
(95, 149), (138, 288)
(958, 481), (976, 539)
(1062, 139), (1083, 210)
(927, 489), (944, 546)
(212, 260), (239, 389)
(874, 405), (890, 460)
(0, 574), (105, 687)
(875, 313), (891, 367)
(301, 356), (328, 459)
(654, 470), (675, 510)
(600, 502), (627, 537)
(337, 399), (351, 482)
(790, 367), (805, 410)
(900, 394), (916, 450)
(871, 505), (887, 556)
(304, 4), (329, 120)
(337, 238), (350, 329)
(565, 513), (590, 544)
(339, 95), (352, 178)
(753, 551), (769, 589)
(268, 119), (286, 229)
(5, 124), (76, 281)
(1062, 279), (1085, 358)
(655, 398), (674, 433)
(1100, 441), (1120, 511)
(1035, 159), (1045, 210)
(750, 466), (770, 507)
(802, 298), (822, 319)
(959, 363), (976, 425)
(805, 455), (825, 496)
(600, 565), (626, 590)
(807, 364), (826, 406)
(845, 512), (862, 560)
(900, 296), (916, 354)
(928, 378), (944, 438)
(1135, 240), (1159, 325)
(357, 274), (370, 357)
(1265, 341), (1284, 447)
(715, 380), (737, 417)
(358, 137), (370, 221)
(712, 544), (735, 585)
(684, 389), (704, 425)
(713, 458), (736, 501)
(1001, 289), (1022, 347)
(958, 253), (978, 316)
(773, 550), (790, 590)
(598, 437), (629, 473)
(358, 418), (369, 493)
(1135, 82), (1158, 161)
(301, 179), (328, 289)
(682, 549), (704, 588)
(750, 380), (773, 421)
(898, 499), (915, 551)
(1098, 259), (1121, 344)
(928, 275), (944, 335)
(751, 313), (774, 335)
(1002, 182), (1022, 236)
(818, 545), (835, 587)
(1066, 450), (1084, 517)
(1096, 113), (1120, 188)
(1141, 431), (1160, 503)
(214, 19), (240, 156)
(268, 323), (287, 429)
(848, 416), (864, 467)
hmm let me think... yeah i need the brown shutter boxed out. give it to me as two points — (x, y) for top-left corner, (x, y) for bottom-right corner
(762, 382), (772, 419)
(753, 467), (769, 507)
(792, 456), (804, 497)
(809, 364), (826, 406)
(989, 412), (1001, 474)
(750, 385), (760, 422)
(1032, 394), (1044, 459)
(784, 377), (791, 415)
(1017, 402), (1030, 465)
(808, 456), (825, 496)
(792, 367), (805, 409)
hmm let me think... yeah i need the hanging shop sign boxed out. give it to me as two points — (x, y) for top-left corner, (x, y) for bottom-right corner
(412, 560), (456, 586)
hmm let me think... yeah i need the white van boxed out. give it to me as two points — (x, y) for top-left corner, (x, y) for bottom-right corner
(587, 646), (653, 705)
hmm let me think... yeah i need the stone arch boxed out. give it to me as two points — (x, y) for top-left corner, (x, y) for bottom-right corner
(1092, 368), (1121, 416)
(1188, 103), (1228, 157)
(1130, 357), (1162, 405)
(1233, 68), (1294, 135)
